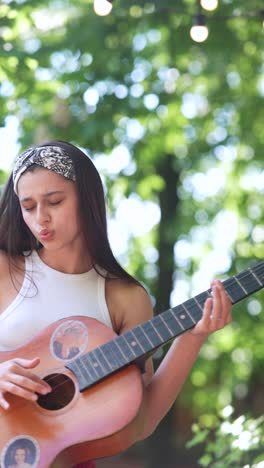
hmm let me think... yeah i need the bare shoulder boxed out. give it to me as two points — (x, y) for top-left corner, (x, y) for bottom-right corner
(105, 278), (153, 334)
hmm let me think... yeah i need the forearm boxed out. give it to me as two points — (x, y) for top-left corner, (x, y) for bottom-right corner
(139, 332), (207, 439)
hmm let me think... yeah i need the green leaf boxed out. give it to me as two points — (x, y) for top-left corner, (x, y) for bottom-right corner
(186, 429), (209, 448)
(253, 453), (264, 464)
(198, 454), (212, 467)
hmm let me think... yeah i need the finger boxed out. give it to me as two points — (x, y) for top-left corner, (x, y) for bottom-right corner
(202, 297), (213, 325)
(11, 359), (51, 392)
(212, 280), (232, 323)
(0, 381), (39, 402)
(219, 284), (232, 322)
(19, 369), (51, 392)
(13, 357), (41, 369)
(0, 392), (10, 410)
(192, 297), (213, 334)
(210, 282), (223, 325)
(8, 373), (51, 395)
(209, 282), (232, 331)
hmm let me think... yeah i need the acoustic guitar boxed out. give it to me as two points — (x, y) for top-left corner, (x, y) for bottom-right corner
(0, 261), (263, 468)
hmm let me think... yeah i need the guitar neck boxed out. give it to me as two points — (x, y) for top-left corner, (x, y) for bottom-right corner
(67, 261), (264, 391)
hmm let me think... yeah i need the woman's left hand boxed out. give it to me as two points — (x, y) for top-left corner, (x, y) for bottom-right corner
(190, 279), (232, 337)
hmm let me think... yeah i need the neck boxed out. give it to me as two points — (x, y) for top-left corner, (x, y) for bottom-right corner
(66, 260), (264, 391)
(38, 247), (92, 274)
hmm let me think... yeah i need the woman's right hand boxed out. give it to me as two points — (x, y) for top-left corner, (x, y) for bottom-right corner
(0, 357), (51, 410)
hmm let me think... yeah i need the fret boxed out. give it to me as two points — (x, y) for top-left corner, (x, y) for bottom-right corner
(81, 354), (102, 381)
(86, 350), (106, 379)
(74, 356), (93, 381)
(149, 321), (163, 341)
(139, 323), (156, 347)
(67, 357), (94, 390)
(253, 262), (264, 284)
(249, 268), (263, 286)
(233, 276), (248, 294)
(114, 338), (131, 362)
(115, 334), (137, 360)
(123, 329), (145, 355)
(94, 346), (114, 373)
(224, 287), (235, 304)
(176, 297), (202, 323)
(141, 321), (163, 348)
(174, 304), (197, 331)
(127, 329), (145, 351)
(193, 297), (203, 313)
(104, 341), (129, 369)
(198, 290), (212, 302)
(160, 309), (180, 333)
(168, 309), (185, 330)
(153, 314), (174, 340)
(193, 291), (213, 318)
(224, 264), (264, 303)
(224, 278), (246, 303)
(182, 302), (198, 324)
(236, 268), (264, 294)
(131, 326), (155, 353)
(96, 342), (118, 371)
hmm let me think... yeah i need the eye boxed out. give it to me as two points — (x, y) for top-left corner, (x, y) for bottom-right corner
(49, 200), (62, 206)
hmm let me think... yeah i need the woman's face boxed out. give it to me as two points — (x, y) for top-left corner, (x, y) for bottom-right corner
(17, 166), (84, 253)
(14, 448), (26, 464)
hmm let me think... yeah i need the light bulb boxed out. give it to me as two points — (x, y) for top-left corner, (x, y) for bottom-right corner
(94, 0), (113, 16)
(200, 0), (218, 11)
(190, 15), (209, 43)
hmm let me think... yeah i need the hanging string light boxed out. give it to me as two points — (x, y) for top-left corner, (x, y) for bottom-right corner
(200, 0), (218, 11)
(190, 14), (209, 43)
(94, 0), (113, 16)
(93, 1), (264, 43)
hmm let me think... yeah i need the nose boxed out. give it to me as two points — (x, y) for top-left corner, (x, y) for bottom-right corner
(36, 204), (50, 226)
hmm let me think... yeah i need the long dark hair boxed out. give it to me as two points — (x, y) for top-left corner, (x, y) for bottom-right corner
(0, 140), (140, 285)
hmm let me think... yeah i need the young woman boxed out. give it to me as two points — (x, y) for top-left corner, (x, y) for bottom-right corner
(0, 140), (232, 467)
(7, 445), (32, 468)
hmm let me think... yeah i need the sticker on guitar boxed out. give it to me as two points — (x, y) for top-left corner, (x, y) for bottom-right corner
(50, 319), (89, 361)
(1, 436), (40, 468)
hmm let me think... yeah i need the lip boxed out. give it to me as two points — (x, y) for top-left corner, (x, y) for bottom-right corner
(38, 229), (54, 241)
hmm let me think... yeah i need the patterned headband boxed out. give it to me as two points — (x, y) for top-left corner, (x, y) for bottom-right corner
(13, 145), (76, 194)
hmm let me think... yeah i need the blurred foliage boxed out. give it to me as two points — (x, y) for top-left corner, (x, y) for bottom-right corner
(1, 0), (264, 465)
(0, 170), (7, 183)
(187, 407), (264, 467)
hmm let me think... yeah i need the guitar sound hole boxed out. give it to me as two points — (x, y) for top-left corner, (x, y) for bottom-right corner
(37, 373), (75, 411)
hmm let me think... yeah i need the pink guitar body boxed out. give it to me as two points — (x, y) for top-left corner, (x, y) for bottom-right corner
(0, 316), (145, 468)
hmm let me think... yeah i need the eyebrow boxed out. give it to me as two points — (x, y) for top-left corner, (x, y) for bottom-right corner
(20, 191), (65, 202)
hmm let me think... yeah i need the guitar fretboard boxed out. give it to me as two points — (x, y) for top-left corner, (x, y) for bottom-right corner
(66, 261), (264, 391)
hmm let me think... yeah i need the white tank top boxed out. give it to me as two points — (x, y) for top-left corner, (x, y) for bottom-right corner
(0, 251), (113, 351)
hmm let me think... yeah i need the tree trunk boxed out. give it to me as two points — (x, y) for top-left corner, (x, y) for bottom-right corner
(144, 154), (181, 467)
